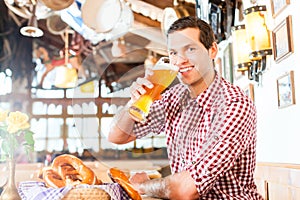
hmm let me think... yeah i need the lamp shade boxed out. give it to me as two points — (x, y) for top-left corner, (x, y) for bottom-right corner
(20, 18), (44, 37)
(244, 5), (271, 57)
(20, 4), (44, 37)
(54, 65), (78, 88)
(231, 25), (252, 72)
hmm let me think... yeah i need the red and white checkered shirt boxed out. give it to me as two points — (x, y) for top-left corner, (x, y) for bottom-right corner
(134, 73), (263, 199)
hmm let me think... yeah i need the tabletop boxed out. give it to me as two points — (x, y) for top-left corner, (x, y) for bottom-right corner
(0, 160), (163, 199)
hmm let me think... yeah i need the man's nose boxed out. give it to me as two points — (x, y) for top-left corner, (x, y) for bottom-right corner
(171, 53), (188, 65)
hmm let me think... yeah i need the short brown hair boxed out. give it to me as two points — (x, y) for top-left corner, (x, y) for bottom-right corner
(167, 16), (216, 50)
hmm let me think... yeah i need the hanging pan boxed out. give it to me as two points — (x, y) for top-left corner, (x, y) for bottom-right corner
(161, 0), (190, 37)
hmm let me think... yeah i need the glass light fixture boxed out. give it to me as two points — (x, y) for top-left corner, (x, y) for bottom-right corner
(20, 3), (44, 37)
(231, 25), (252, 72)
(54, 30), (78, 88)
(244, 5), (272, 58)
(230, 5), (273, 83)
(54, 64), (78, 88)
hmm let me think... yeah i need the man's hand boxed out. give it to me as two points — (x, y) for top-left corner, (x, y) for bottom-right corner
(129, 171), (199, 200)
(129, 172), (150, 194)
(130, 77), (153, 101)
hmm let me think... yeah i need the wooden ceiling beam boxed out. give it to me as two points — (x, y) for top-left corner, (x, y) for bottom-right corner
(133, 12), (160, 27)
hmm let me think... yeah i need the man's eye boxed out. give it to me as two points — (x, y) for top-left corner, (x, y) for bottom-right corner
(187, 47), (196, 52)
(169, 51), (177, 56)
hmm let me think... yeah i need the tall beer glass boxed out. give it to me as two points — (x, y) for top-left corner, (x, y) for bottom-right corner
(129, 57), (178, 123)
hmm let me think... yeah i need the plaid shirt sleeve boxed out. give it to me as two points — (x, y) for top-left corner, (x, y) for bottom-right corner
(187, 97), (257, 196)
(133, 91), (174, 138)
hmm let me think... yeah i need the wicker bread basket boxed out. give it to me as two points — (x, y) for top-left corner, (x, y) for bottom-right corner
(62, 187), (111, 200)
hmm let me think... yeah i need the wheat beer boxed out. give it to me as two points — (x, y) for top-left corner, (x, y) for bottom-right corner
(129, 57), (178, 123)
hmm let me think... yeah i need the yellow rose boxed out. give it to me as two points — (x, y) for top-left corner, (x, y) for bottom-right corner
(0, 110), (8, 123)
(6, 111), (30, 133)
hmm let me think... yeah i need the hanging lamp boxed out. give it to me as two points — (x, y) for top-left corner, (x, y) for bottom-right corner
(54, 30), (78, 88)
(20, 0), (44, 37)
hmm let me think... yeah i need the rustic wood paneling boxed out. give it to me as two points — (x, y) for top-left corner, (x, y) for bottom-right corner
(255, 162), (300, 200)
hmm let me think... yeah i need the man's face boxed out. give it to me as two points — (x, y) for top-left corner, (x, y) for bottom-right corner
(167, 28), (215, 86)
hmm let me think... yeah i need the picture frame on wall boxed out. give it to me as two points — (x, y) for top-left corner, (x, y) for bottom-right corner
(277, 70), (295, 108)
(270, 0), (290, 17)
(272, 15), (293, 63)
(222, 42), (233, 83)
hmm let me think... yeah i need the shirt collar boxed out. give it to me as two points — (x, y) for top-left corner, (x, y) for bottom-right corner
(178, 72), (222, 110)
(196, 72), (222, 110)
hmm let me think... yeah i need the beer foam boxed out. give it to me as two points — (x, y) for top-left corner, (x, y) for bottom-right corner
(154, 57), (178, 71)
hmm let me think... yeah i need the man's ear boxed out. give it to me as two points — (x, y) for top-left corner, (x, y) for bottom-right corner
(209, 42), (218, 59)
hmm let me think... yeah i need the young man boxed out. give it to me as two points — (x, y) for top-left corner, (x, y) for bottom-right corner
(108, 16), (263, 199)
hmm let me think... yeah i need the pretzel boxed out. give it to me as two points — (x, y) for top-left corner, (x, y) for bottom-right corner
(108, 167), (142, 200)
(43, 167), (66, 188)
(42, 154), (101, 188)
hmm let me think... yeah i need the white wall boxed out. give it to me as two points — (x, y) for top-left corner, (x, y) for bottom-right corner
(235, 0), (300, 164)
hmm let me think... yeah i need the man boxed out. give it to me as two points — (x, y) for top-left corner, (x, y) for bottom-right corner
(108, 16), (263, 199)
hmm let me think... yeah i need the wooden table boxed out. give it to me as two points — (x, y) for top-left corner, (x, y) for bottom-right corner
(0, 160), (163, 199)
(86, 161), (163, 199)
(0, 162), (44, 185)
(85, 160), (162, 182)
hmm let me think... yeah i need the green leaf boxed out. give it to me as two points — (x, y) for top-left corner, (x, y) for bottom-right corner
(0, 154), (6, 162)
(0, 129), (7, 139)
(23, 143), (34, 161)
(25, 130), (35, 135)
(1, 141), (9, 155)
(0, 126), (8, 131)
(26, 145), (34, 152)
(24, 131), (34, 145)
